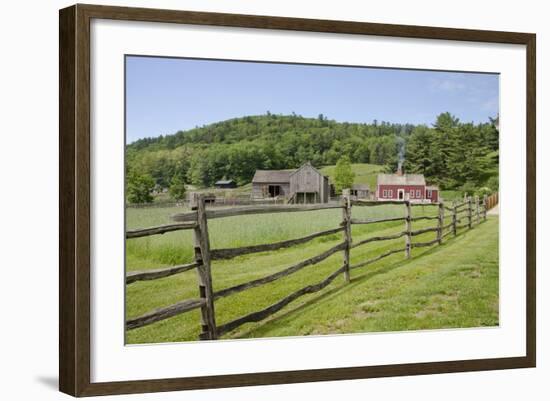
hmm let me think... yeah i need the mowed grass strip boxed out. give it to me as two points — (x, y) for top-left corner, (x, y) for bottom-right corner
(236, 217), (498, 339)
(125, 203), (496, 344)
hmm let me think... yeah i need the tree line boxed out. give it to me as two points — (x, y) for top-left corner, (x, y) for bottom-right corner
(126, 112), (498, 203)
(401, 112), (499, 195)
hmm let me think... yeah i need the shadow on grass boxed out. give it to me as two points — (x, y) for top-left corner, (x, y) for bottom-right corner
(229, 224), (481, 340)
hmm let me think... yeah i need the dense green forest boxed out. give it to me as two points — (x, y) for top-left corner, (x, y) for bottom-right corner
(126, 112), (498, 202)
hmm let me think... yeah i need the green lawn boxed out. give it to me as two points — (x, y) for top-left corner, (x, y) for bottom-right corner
(125, 203), (498, 344)
(320, 163), (385, 190)
(440, 190), (464, 202)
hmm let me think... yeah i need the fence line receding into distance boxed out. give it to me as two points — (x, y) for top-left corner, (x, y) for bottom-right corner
(125, 192), (496, 340)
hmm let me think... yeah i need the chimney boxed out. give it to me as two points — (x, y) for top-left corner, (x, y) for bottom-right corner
(397, 161), (403, 176)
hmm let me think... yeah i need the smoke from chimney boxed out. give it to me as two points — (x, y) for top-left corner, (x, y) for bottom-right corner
(396, 137), (405, 176)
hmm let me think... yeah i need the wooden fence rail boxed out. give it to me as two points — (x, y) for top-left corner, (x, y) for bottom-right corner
(126, 262), (200, 284)
(172, 203), (344, 223)
(217, 265), (347, 336)
(210, 227), (344, 260)
(125, 192), (496, 339)
(126, 222), (197, 238)
(349, 216), (407, 225)
(213, 242), (346, 299)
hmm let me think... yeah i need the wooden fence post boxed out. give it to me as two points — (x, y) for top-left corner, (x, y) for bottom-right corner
(437, 202), (444, 245)
(475, 195), (480, 225)
(193, 195), (218, 340)
(483, 194), (488, 220)
(405, 200), (411, 258)
(452, 201), (457, 237)
(342, 189), (351, 283)
(467, 196), (473, 229)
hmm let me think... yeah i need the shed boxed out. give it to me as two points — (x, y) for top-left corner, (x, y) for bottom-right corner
(350, 184), (370, 199)
(214, 179), (237, 189)
(251, 170), (292, 198)
(425, 186), (440, 203)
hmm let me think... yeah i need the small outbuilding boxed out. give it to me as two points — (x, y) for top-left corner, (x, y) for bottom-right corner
(214, 179), (237, 189)
(350, 184), (370, 199)
(425, 186), (440, 203)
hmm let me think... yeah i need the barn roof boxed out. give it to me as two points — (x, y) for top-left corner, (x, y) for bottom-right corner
(377, 173), (426, 186)
(352, 184), (370, 190)
(289, 161), (325, 178)
(252, 170), (292, 183)
(252, 162), (329, 183)
(215, 179), (236, 185)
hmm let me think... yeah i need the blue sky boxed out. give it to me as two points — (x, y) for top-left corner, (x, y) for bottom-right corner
(126, 56), (499, 143)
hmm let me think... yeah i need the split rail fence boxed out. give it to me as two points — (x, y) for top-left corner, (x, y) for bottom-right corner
(125, 192), (495, 340)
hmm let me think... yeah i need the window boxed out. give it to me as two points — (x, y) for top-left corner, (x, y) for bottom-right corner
(388, 190), (393, 198)
(427, 189), (432, 198)
(382, 189), (388, 198)
(409, 190), (414, 199)
(416, 190), (421, 198)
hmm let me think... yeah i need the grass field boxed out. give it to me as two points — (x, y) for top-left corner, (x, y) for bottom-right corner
(125, 203), (499, 344)
(320, 163), (385, 189)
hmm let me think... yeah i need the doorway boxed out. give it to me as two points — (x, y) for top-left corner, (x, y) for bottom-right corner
(268, 185), (281, 197)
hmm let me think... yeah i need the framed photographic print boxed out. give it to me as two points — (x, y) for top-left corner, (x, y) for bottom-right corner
(59, 4), (536, 397)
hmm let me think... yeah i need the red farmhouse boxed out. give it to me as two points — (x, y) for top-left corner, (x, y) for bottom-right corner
(376, 171), (439, 203)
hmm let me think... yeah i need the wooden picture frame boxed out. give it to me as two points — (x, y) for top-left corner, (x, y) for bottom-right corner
(59, 3), (536, 397)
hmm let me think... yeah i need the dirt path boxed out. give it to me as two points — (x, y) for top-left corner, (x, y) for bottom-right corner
(487, 204), (499, 216)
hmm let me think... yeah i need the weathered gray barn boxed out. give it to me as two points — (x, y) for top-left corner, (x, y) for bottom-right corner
(251, 162), (331, 203)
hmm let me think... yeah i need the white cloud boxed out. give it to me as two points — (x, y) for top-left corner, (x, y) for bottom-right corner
(430, 79), (466, 92)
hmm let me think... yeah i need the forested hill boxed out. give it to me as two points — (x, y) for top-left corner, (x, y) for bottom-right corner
(128, 113), (412, 153)
(127, 114), (411, 188)
(126, 112), (499, 196)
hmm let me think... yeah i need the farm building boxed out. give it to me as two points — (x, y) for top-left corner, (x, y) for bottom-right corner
(214, 179), (237, 189)
(350, 184), (370, 200)
(376, 169), (439, 203)
(252, 162), (331, 203)
(188, 191), (217, 206)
